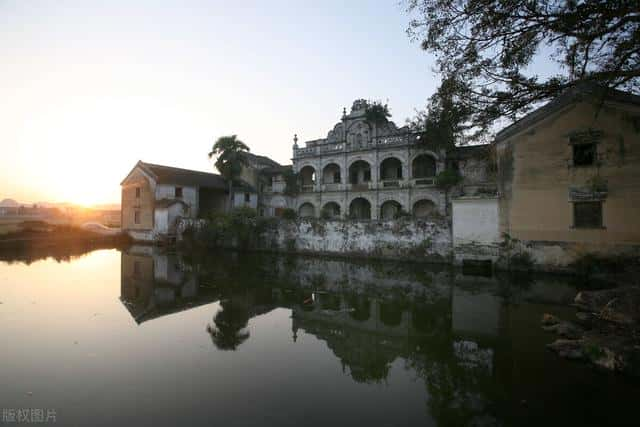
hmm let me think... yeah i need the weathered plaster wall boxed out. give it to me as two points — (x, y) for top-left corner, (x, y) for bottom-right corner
(453, 198), (500, 245)
(496, 100), (640, 246)
(177, 217), (452, 262)
(156, 184), (197, 216)
(265, 219), (452, 262)
(452, 197), (501, 264)
(121, 168), (155, 232)
(233, 192), (258, 209)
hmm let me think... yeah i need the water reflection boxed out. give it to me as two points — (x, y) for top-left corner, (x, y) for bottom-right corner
(115, 246), (640, 426)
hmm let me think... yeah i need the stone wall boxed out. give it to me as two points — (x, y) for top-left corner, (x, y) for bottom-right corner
(267, 219), (452, 261)
(178, 217), (452, 263)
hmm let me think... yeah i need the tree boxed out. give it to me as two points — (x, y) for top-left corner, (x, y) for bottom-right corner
(206, 298), (250, 351)
(408, 76), (476, 147)
(208, 135), (250, 210)
(407, 0), (640, 135)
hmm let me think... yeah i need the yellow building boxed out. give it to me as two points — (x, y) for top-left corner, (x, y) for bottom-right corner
(494, 84), (640, 267)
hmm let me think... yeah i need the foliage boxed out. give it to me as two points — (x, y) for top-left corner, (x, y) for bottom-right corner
(408, 76), (477, 147)
(407, 0), (640, 136)
(364, 100), (391, 125)
(184, 207), (275, 251)
(281, 208), (298, 221)
(499, 233), (533, 271)
(435, 169), (463, 190)
(282, 169), (300, 196)
(206, 299), (250, 351)
(208, 135), (250, 181)
(394, 209), (412, 220)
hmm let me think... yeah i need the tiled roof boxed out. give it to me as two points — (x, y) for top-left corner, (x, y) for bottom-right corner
(495, 84), (640, 142)
(130, 161), (227, 189)
(238, 152), (281, 168)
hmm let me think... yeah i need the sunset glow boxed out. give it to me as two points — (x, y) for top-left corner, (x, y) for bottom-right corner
(0, 0), (437, 206)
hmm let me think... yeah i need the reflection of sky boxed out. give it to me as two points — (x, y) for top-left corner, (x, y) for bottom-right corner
(2, 248), (639, 426)
(0, 249), (429, 426)
(0, 0), (561, 205)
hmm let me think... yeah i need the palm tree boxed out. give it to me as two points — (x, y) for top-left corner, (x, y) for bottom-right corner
(206, 298), (251, 350)
(208, 135), (250, 210)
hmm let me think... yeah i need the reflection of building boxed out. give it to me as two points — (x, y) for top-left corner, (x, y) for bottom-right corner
(120, 246), (217, 323)
(290, 291), (452, 383)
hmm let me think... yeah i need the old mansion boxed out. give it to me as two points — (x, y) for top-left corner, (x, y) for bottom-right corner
(262, 99), (490, 220)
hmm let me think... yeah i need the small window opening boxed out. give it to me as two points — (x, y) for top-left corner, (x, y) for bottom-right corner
(135, 187), (141, 198)
(134, 210), (140, 224)
(175, 187), (183, 198)
(244, 193), (251, 203)
(573, 143), (596, 166)
(573, 201), (603, 228)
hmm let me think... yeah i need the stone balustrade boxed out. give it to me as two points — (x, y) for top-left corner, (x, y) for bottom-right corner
(294, 134), (414, 158)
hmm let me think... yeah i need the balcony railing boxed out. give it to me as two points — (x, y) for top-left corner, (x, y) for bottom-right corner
(381, 180), (400, 188)
(294, 134), (415, 158)
(322, 183), (342, 192)
(349, 183), (370, 192)
(301, 184), (316, 192)
(413, 177), (436, 187)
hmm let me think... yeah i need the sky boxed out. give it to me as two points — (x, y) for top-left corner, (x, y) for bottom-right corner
(0, 0), (443, 205)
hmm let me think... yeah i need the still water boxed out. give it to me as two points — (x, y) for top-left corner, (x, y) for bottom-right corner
(0, 246), (638, 426)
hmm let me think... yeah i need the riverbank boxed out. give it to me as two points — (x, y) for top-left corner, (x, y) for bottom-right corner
(544, 286), (640, 378)
(0, 222), (130, 262)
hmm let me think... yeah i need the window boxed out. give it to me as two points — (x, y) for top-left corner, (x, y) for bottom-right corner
(135, 187), (141, 198)
(134, 210), (140, 224)
(244, 193), (251, 203)
(573, 202), (602, 228)
(175, 187), (183, 198)
(573, 143), (596, 166)
(363, 169), (371, 182)
(333, 171), (341, 183)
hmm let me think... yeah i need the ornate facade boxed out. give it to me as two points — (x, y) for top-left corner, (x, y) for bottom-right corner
(291, 99), (448, 220)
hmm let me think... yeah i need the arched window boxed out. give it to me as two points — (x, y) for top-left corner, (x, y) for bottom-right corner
(412, 155), (437, 178)
(321, 202), (341, 219)
(349, 161), (371, 185)
(349, 198), (371, 220)
(379, 158), (403, 180)
(322, 163), (341, 184)
(298, 202), (315, 218)
(413, 199), (436, 218)
(299, 166), (316, 191)
(380, 200), (402, 220)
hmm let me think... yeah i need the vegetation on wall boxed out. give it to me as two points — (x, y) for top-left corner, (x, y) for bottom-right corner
(435, 169), (462, 191)
(364, 101), (391, 126)
(283, 169), (300, 197)
(498, 233), (534, 272)
(281, 208), (298, 221)
(183, 207), (276, 251)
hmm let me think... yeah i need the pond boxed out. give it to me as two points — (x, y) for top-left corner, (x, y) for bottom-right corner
(0, 246), (638, 426)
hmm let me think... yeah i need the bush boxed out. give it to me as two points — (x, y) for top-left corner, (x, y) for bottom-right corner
(281, 208), (297, 221)
(320, 208), (334, 220)
(394, 209), (412, 220)
(435, 169), (463, 190)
